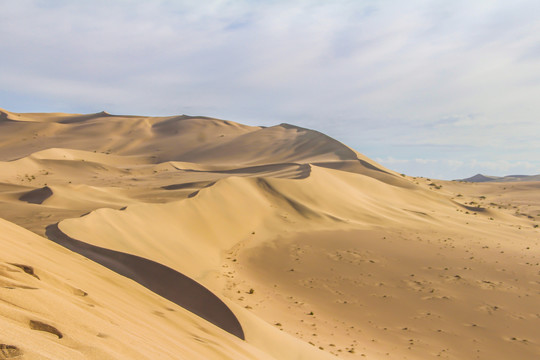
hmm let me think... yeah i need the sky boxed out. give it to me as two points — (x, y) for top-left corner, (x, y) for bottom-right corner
(1, 0), (539, 180)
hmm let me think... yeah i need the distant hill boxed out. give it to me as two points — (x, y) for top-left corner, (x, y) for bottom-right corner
(460, 173), (540, 182)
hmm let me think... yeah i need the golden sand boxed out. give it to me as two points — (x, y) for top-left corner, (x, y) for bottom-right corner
(1, 109), (538, 359)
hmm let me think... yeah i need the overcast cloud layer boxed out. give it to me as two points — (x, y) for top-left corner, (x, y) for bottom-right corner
(1, 0), (539, 179)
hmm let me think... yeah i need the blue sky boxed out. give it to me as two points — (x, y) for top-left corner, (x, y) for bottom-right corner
(1, 0), (539, 179)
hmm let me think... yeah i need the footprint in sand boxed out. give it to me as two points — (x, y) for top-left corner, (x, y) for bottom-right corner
(9, 264), (40, 280)
(29, 320), (63, 339)
(0, 344), (23, 359)
(1, 283), (38, 290)
(72, 288), (88, 297)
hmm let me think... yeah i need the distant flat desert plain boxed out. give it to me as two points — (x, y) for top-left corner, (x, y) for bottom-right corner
(0, 108), (539, 360)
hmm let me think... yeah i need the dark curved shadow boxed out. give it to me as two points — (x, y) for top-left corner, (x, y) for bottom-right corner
(178, 163), (311, 179)
(19, 186), (53, 204)
(162, 181), (214, 190)
(45, 223), (244, 340)
(456, 203), (487, 213)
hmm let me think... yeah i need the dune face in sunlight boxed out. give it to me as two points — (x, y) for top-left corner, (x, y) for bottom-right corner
(0, 108), (539, 359)
(45, 223), (245, 340)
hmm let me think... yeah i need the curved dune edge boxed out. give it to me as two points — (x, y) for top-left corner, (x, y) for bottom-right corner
(45, 223), (245, 340)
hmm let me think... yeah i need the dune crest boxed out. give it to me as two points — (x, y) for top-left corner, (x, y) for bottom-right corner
(46, 223), (245, 340)
(0, 218), (273, 360)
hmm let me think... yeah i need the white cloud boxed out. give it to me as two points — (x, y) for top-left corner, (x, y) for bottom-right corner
(376, 157), (410, 165)
(414, 158), (437, 165)
(375, 157), (539, 180)
(445, 160), (465, 170)
(468, 159), (538, 172)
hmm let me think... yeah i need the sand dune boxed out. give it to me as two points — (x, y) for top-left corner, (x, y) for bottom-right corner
(1, 109), (539, 359)
(45, 223), (245, 340)
(0, 218), (272, 360)
(57, 166), (451, 283)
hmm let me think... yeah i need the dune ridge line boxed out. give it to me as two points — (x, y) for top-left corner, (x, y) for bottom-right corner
(45, 223), (245, 340)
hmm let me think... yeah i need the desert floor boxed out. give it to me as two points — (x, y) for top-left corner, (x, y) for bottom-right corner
(0, 109), (538, 359)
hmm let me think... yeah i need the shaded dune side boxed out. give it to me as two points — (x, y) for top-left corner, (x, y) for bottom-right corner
(176, 162), (312, 180)
(176, 123), (361, 166)
(45, 223), (245, 340)
(0, 110), (396, 182)
(19, 186), (53, 204)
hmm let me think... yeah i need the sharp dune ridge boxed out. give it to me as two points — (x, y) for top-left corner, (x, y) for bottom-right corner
(0, 109), (539, 359)
(45, 223), (245, 340)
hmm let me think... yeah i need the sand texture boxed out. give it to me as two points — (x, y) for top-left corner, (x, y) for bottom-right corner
(0, 108), (539, 359)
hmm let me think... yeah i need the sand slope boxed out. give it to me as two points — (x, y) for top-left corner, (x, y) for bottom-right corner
(0, 218), (272, 360)
(1, 109), (539, 359)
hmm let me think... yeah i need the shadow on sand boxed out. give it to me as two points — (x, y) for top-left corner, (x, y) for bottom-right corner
(45, 223), (244, 340)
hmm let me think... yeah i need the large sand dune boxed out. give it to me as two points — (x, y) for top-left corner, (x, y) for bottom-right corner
(0, 108), (539, 359)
